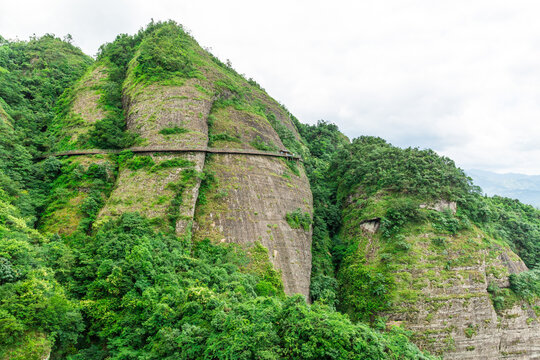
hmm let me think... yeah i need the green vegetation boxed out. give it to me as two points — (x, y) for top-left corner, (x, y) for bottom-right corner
(285, 208), (312, 231)
(329, 136), (474, 204)
(65, 214), (434, 359)
(487, 282), (521, 313)
(166, 168), (198, 228)
(208, 132), (241, 146)
(130, 22), (200, 84)
(245, 242), (284, 297)
(0, 189), (82, 359)
(464, 324), (478, 339)
(250, 135), (278, 151)
(0, 34), (92, 149)
(295, 120), (349, 304)
(0, 35), (92, 223)
(510, 268), (540, 300)
(1, 207), (436, 359)
(159, 126), (189, 135)
(39, 157), (117, 234)
(339, 261), (396, 322)
(122, 153), (155, 170)
(470, 196), (540, 269)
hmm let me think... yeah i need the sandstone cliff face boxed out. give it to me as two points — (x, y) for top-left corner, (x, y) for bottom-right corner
(399, 248), (540, 359)
(123, 79), (211, 149)
(192, 83), (313, 296)
(50, 64), (110, 149)
(339, 194), (540, 359)
(98, 78), (210, 234)
(194, 154), (313, 296)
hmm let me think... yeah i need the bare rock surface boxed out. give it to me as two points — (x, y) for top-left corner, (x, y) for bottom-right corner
(194, 154), (313, 297)
(99, 80), (210, 234)
(342, 192), (540, 359)
(124, 80), (212, 148)
(390, 244), (540, 359)
(360, 218), (381, 233)
(420, 200), (457, 214)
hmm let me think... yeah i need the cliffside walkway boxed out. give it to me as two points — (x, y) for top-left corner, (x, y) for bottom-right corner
(39, 147), (302, 162)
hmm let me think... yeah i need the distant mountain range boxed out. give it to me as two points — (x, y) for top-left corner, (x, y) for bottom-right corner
(467, 169), (540, 208)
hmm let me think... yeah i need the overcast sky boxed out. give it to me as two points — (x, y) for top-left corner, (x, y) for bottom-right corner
(2, 0), (540, 174)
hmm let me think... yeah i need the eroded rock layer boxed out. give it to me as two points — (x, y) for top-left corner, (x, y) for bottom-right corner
(49, 64), (110, 149)
(194, 154), (313, 296)
(98, 79), (211, 234)
(40, 64), (117, 235)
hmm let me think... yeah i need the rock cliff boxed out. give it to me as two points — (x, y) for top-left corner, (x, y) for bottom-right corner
(338, 192), (540, 359)
(41, 63), (118, 235)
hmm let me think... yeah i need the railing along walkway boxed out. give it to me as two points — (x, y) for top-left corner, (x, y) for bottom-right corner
(39, 147), (302, 161)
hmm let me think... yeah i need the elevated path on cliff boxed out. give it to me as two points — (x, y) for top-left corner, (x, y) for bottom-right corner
(38, 147), (302, 162)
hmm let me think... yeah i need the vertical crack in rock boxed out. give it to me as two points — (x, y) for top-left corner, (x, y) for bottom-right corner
(99, 80), (212, 234)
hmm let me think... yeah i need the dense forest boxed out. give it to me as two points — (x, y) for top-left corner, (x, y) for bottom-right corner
(0, 22), (538, 359)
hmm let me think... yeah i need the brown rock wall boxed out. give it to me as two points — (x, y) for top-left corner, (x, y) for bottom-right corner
(124, 80), (212, 148)
(98, 79), (211, 234)
(394, 249), (540, 359)
(193, 154), (313, 297)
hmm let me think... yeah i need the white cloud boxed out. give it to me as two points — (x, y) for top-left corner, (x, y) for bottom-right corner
(2, 0), (540, 173)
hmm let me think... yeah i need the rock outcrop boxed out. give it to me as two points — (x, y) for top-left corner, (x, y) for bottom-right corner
(194, 153), (312, 296)
(419, 200), (457, 214)
(339, 194), (540, 359)
(98, 77), (210, 234)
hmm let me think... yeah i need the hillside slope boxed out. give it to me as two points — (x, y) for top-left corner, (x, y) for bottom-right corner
(0, 23), (436, 359)
(330, 137), (540, 359)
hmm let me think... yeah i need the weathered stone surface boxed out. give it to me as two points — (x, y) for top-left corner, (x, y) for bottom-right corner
(124, 80), (212, 148)
(51, 64), (109, 149)
(401, 258), (540, 359)
(99, 80), (210, 234)
(359, 218), (380, 233)
(420, 200), (457, 214)
(209, 106), (284, 150)
(40, 66), (118, 235)
(98, 152), (204, 233)
(341, 193), (540, 359)
(194, 154), (313, 297)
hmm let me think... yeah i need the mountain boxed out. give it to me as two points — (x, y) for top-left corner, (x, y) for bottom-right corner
(330, 138), (540, 358)
(467, 169), (540, 208)
(0, 21), (538, 359)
